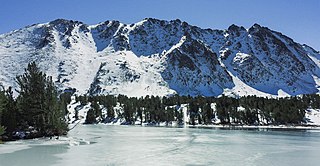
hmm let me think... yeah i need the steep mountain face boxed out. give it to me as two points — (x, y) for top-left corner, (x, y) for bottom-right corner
(161, 35), (234, 96)
(0, 18), (319, 97)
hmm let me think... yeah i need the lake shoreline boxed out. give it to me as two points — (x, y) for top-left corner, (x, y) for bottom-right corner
(2, 123), (319, 143)
(76, 120), (320, 130)
(186, 124), (320, 130)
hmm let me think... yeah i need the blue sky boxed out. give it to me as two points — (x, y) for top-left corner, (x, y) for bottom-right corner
(1, 0), (319, 50)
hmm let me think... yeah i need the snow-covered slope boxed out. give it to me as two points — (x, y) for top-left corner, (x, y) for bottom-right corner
(0, 18), (320, 97)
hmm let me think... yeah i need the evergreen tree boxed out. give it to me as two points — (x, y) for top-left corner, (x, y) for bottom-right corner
(59, 91), (72, 116)
(45, 77), (68, 135)
(0, 126), (5, 136)
(0, 85), (5, 127)
(85, 109), (97, 124)
(0, 86), (6, 137)
(189, 101), (198, 125)
(91, 101), (102, 119)
(1, 87), (18, 134)
(202, 102), (213, 124)
(0, 86), (17, 137)
(16, 62), (68, 136)
(16, 62), (47, 130)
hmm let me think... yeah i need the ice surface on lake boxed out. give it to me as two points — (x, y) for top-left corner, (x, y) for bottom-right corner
(1, 125), (320, 166)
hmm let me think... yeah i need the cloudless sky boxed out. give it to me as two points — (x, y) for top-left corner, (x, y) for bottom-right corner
(1, 0), (319, 50)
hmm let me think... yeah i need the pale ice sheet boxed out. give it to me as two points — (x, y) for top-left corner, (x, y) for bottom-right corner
(1, 125), (320, 166)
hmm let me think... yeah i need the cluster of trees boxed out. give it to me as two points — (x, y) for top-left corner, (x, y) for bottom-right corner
(0, 62), (68, 141)
(215, 95), (307, 125)
(2, 62), (319, 141)
(75, 93), (320, 126)
(76, 95), (184, 125)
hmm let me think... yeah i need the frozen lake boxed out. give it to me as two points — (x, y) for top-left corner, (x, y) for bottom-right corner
(1, 125), (320, 166)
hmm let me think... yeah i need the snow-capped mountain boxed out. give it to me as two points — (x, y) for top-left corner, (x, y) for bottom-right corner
(0, 18), (319, 97)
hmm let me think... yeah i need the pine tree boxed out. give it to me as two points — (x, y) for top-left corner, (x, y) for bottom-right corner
(1, 87), (18, 134)
(0, 125), (5, 138)
(203, 102), (213, 124)
(16, 62), (47, 130)
(45, 76), (68, 135)
(16, 62), (68, 136)
(189, 101), (198, 125)
(0, 85), (5, 127)
(85, 109), (97, 124)
(59, 91), (72, 116)
(0, 86), (12, 137)
(92, 101), (102, 120)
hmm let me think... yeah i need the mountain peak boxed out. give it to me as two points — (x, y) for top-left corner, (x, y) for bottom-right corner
(142, 17), (161, 22)
(49, 19), (84, 26)
(251, 23), (262, 29)
(248, 23), (271, 36)
(227, 24), (246, 36)
(0, 19), (319, 97)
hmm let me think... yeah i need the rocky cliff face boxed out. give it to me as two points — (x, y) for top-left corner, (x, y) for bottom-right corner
(0, 18), (319, 97)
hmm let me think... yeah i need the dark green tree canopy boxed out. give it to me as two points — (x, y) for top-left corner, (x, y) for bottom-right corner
(15, 62), (68, 136)
(0, 62), (68, 141)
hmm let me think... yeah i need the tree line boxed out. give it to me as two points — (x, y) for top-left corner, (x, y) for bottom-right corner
(2, 63), (320, 141)
(0, 62), (68, 141)
(75, 93), (320, 126)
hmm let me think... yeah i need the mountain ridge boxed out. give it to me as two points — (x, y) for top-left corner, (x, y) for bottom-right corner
(0, 18), (319, 97)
